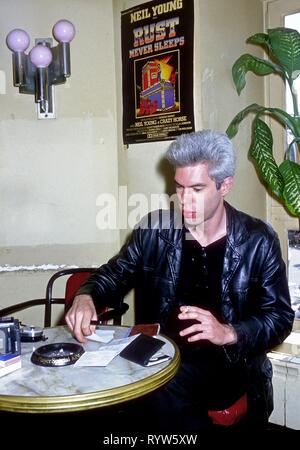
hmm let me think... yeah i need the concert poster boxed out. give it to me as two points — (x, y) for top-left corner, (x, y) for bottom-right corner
(121, 0), (195, 144)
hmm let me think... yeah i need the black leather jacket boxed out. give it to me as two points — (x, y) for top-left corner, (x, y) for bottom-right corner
(78, 202), (294, 423)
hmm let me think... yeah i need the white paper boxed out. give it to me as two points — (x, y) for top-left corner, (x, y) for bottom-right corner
(74, 350), (118, 367)
(74, 334), (139, 367)
(0, 360), (22, 377)
(85, 329), (115, 343)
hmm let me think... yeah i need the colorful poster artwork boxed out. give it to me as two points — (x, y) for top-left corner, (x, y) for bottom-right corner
(121, 0), (195, 144)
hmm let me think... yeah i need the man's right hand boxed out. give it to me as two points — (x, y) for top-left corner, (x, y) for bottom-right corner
(65, 294), (98, 343)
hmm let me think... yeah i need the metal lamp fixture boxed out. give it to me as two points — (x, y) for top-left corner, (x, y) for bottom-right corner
(6, 19), (75, 119)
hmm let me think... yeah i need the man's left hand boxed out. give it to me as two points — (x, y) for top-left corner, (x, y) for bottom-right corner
(178, 305), (237, 346)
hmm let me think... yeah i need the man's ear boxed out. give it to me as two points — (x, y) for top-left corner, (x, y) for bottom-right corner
(220, 177), (233, 196)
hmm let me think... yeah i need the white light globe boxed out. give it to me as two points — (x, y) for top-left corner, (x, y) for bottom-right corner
(6, 29), (30, 52)
(30, 45), (53, 68)
(53, 20), (75, 43)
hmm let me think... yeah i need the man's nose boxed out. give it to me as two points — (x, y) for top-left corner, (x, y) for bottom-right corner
(181, 188), (193, 204)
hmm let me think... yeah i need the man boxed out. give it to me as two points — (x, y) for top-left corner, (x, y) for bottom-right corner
(66, 130), (294, 431)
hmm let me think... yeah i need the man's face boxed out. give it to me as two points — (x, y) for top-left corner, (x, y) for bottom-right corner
(174, 163), (232, 229)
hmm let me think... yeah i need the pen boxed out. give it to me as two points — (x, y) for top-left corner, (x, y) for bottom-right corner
(90, 309), (119, 325)
(90, 320), (100, 325)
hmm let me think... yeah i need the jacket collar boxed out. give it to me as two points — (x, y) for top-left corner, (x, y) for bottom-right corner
(158, 209), (183, 249)
(157, 203), (249, 289)
(158, 202), (250, 249)
(225, 202), (250, 247)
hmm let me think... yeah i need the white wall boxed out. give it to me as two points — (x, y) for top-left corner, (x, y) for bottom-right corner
(0, 0), (120, 325)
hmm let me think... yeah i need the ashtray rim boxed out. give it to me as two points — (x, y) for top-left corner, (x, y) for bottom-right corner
(31, 342), (84, 367)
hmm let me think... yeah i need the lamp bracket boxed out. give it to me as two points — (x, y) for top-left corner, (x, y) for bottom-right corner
(35, 38), (55, 119)
(12, 38), (71, 119)
(6, 20), (75, 119)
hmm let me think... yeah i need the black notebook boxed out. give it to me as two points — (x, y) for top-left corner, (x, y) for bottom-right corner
(119, 333), (166, 366)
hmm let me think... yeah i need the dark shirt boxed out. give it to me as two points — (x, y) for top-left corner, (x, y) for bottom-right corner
(164, 228), (246, 410)
(177, 229), (226, 318)
(165, 228), (226, 343)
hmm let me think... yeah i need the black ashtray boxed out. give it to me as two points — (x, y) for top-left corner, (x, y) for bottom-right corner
(31, 342), (84, 367)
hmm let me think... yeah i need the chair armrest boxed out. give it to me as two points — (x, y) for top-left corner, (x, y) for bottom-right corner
(0, 299), (46, 318)
(49, 298), (66, 306)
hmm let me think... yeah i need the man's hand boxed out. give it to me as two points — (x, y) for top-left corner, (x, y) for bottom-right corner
(178, 305), (237, 346)
(65, 294), (98, 343)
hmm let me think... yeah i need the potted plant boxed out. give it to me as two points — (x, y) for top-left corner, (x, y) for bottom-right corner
(226, 27), (300, 217)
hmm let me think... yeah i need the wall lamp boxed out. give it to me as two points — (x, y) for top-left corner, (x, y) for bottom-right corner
(6, 20), (75, 119)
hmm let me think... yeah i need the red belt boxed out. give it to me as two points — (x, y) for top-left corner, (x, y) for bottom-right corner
(208, 393), (247, 426)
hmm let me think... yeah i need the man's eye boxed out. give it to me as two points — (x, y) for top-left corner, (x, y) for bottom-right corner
(193, 187), (202, 192)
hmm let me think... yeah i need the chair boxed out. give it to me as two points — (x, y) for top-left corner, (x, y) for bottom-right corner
(44, 267), (129, 327)
(0, 268), (129, 328)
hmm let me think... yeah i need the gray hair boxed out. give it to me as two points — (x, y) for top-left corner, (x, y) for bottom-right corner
(165, 130), (236, 188)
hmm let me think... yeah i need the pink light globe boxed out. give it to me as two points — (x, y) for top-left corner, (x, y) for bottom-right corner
(52, 20), (75, 43)
(6, 29), (30, 52)
(30, 45), (53, 68)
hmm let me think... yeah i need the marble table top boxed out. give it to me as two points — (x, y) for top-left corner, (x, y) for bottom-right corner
(0, 325), (180, 413)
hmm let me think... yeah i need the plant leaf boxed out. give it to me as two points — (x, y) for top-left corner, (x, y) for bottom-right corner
(266, 107), (300, 136)
(246, 33), (271, 54)
(279, 160), (300, 216)
(226, 103), (265, 138)
(249, 118), (284, 197)
(268, 27), (300, 77)
(232, 54), (282, 95)
(247, 33), (269, 46)
(227, 104), (300, 138)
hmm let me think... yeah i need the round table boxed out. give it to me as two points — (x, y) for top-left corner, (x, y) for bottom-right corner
(0, 325), (180, 413)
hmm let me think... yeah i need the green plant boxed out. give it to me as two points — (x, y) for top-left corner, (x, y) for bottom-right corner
(226, 27), (300, 216)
